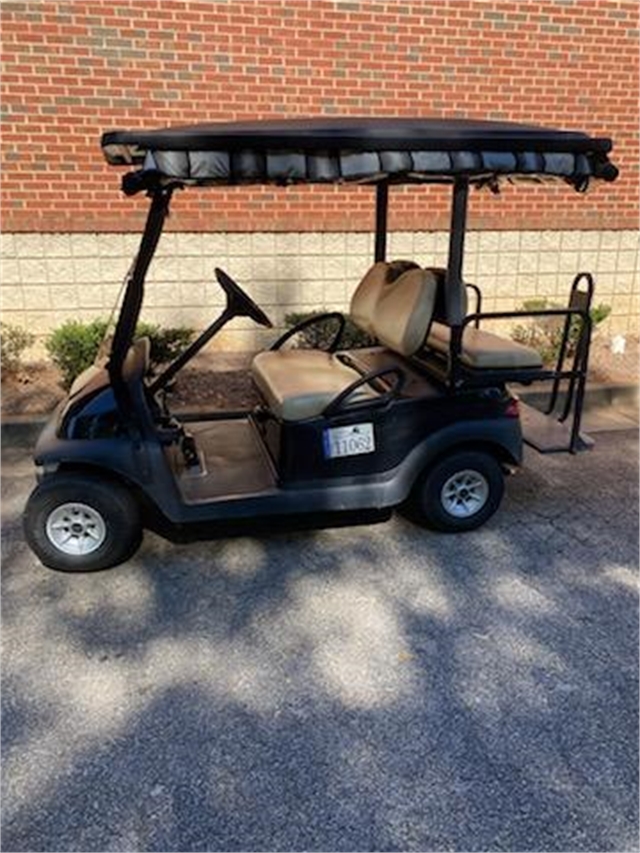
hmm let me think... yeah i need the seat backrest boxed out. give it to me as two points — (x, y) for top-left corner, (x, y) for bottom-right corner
(424, 266), (469, 324)
(350, 259), (420, 334)
(371, 268), (438, 356)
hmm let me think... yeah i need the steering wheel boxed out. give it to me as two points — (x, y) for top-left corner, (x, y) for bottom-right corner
(215, 267), (273, 328)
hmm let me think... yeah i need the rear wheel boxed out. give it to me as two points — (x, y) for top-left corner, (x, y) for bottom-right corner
(24, 473), (142, 572)
(408, 450), (504, 532)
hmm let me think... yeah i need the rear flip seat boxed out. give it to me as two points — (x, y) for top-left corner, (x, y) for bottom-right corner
(422, 266), (543, 370)
(427, 320), (543, 370)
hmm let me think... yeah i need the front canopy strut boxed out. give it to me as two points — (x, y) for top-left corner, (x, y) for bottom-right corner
(108, 187), (173, 383)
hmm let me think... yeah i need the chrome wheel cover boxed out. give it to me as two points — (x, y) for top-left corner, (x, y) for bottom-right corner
(440, 469), (489, 518)
(45, 502), (107, 556)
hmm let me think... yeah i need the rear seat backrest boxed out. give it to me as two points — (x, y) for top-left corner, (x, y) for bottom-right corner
(371, 269), (438, 356)
(350, 259), (420, 334)
(425, 266), (468, 324)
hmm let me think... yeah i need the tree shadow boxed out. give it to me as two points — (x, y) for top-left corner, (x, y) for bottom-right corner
(2, 434), (638, 851)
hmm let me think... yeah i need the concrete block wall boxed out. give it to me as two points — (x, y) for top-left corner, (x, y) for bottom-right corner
(1, 230), (638, 355)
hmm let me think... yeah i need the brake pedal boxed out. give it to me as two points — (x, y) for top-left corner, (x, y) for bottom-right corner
(180, 433), (200, 468)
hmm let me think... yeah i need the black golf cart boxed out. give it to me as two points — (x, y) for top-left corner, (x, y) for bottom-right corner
(23, 118), (619, 571)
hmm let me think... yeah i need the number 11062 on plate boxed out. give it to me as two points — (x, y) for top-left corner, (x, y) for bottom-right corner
(322, 423), (375, 459)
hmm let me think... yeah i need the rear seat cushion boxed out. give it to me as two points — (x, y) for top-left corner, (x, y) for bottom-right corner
(251, 350), (377, 421)
(372, 268), (438, 356)
(427, 321), (543, 369)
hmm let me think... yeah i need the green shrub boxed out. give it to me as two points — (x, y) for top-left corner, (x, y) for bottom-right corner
(284, 311), (375, 350)
(46, 318), (195, 389)
(46, 319), (109, 389)
(135, 322), (195, 367)
(0, 323), (35, 375)
(511, 299), (611, 365)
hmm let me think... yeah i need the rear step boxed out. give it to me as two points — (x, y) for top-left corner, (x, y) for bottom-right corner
(520, 402), (594, 454)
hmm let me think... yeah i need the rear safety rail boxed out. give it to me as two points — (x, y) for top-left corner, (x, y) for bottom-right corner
(455, 272), (595, 454)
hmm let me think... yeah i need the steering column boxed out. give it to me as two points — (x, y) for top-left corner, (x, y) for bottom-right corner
(148, 267), (273, 395)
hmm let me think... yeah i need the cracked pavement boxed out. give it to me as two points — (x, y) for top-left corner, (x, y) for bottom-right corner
(1, 430), (638, 851)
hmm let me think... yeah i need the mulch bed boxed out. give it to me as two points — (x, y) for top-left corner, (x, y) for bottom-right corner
(2, 336), (637, 419)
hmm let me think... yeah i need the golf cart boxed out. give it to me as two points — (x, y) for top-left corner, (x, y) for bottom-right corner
(23, 118), (619, 571)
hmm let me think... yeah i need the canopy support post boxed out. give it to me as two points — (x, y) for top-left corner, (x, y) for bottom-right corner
(374, 182), (389, 262)
(445, 178), (469, 387)
(108, 188), (172, 383)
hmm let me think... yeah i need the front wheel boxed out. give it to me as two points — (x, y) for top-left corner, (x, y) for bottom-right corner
(24, 473), (142, 572)
(407, 450), (505, 532)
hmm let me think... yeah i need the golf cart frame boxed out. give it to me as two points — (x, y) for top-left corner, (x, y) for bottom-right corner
(24, 118), (619, 571)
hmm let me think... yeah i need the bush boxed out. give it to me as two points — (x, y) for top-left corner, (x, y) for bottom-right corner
(0, 323), (35, 375)
(46, 319), (109, 389)
(284, 311), (375, 350)
(46, 318), (195, 389)
(135, 322), (195, 367)
(511, 299), (611, 365)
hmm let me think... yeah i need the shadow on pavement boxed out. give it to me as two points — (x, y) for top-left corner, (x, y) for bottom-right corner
(2, 433), (638, 851)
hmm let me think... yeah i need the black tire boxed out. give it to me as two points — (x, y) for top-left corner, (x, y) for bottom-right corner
(23, 473), (142, 572)
(408, 450), (504, 533)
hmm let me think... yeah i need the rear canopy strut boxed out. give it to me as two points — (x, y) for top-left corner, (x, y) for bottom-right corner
(374, 182), (388, 262)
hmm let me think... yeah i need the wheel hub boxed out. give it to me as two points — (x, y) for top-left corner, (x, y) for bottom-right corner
(45, 502), (107, 556)
(440, 469), (489, 518)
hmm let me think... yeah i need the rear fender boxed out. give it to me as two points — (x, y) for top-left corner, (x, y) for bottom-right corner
(398, 418), (522, 496)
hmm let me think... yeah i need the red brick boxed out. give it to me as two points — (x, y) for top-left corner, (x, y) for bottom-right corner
(0, 0), (637, 232)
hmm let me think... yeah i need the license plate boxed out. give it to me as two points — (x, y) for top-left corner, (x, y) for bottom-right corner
(323, 423), (375, 459)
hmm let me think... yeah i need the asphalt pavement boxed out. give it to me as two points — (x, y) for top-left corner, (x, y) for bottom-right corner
(1, 430), (638, 851)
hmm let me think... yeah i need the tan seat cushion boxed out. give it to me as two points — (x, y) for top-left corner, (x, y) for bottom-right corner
(251, 349), (377, 421)
(426, 322), (454, 353)
(427, 321), (543, 369)
(372, 268), (438, 356)
(350, 259), (419, 335)
(251, 260), (424, 421)
(349, 262), (390, 335)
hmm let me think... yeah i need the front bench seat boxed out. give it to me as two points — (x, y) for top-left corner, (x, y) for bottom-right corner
(252, 349), (376, 421)
(252, 266), (437, 421)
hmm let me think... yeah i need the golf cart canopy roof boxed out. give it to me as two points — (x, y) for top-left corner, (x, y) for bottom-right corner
(102, 117), (618, 194)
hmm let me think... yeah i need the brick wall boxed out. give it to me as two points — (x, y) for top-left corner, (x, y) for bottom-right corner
(1, 0), (638, 233)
